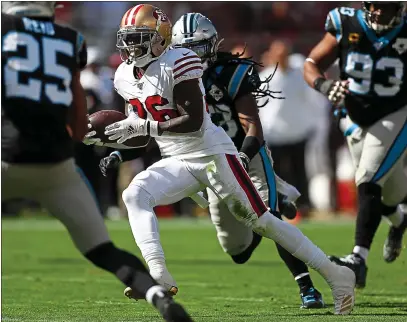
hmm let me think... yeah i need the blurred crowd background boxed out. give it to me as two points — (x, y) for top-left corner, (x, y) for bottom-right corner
(3, 1), (367, 220)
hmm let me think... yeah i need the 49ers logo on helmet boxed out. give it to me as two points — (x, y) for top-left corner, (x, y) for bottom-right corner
(153, 8), (168, 22)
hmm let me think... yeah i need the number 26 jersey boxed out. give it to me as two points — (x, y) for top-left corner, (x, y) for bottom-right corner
(114, 47), (236, 159)
(325, 7), (407, 126)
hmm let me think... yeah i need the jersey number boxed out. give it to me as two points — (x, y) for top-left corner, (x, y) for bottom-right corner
(2, 32), (74, 106)
(129, 95), (178, 122)
(345, 53), (404, 97)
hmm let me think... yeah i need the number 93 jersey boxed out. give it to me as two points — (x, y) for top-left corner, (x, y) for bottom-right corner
(114, 47), (236, 159)
(1, 13), (87, 163)
(325, 7), (407, 126)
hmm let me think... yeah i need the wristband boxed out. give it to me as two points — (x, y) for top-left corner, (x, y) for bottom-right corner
(313, 77), (327, 92)
(110, 151), (123, 163)
(148, 120), (160, 137)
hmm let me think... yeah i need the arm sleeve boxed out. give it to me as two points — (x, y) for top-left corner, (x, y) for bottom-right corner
(325, 8), (343, 42)
(172, 52), (203, 87)
(76, 32), (87, 70)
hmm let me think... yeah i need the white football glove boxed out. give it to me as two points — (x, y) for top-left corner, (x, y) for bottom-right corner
(83, 123), (104, 146)
(104, 114), (158, 144)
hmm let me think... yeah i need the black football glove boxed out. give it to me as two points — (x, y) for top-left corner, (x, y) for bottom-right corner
(314, 78), (349, 107)
(239, 152), (250, 172)
(99, 152), (122, 177)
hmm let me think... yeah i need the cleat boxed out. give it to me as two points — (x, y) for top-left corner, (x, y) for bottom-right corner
(300, 287), (325, 309)
(155, 294), (193, 322)
(327, 265), (356, 315)
(124, 286), (178, 301)
(281, 200), (298, 220)
(383, 214), (407, 263)
(329, 253), (367, 289)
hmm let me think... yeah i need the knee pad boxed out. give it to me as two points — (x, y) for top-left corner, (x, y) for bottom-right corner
(122, 184), (155, 209)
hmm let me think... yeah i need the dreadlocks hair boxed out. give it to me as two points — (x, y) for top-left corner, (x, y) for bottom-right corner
(213, 44), (284, 106)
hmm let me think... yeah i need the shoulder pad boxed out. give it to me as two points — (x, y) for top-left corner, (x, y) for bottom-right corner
(166, 48), (203, 86)
(325, 7), (356, 43)
(76, 32), (87, 70)
(113, 62), (136, 101)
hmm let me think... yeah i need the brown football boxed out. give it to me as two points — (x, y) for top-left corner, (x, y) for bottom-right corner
(88, 110), (150, 148)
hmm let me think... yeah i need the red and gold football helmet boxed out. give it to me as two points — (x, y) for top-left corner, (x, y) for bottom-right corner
(117, 4), (172, 67)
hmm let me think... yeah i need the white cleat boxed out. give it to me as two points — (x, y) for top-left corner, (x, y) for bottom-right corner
(124, 285), (178, 301)
(328, 265), (356, 315)
(124, 269), (179, 301)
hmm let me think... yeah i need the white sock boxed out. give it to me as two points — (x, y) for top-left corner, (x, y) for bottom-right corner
(123, 185), (167, 272)
(383, 209), (404, 228)
(275, 174), (301, 203)
(353, 245), (369, 261)
(255, 212), (340, 282)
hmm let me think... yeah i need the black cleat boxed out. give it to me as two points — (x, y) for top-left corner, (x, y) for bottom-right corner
(328, 253), (368, 289)
(231, 231), (262, 264)
(155, 294), (193, 322)
(281, 200), (298, 220)
(300, 287), (325, 309)
(383, 214), (407, 263)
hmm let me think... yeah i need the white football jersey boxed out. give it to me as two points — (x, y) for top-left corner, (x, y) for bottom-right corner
(114, 48), (236, 159)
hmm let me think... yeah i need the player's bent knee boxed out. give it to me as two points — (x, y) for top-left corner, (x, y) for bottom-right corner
(122, 184), (155, 209)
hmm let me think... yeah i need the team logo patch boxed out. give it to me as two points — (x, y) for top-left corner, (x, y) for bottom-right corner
(153, 9), (169, 22)
(348, 33), (360, 43)
(136, 82), (144, 90)
(392, 38), (407, 55)
(209, 84), (223, 101)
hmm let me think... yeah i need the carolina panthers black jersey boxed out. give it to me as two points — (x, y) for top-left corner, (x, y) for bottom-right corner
(325, 7), (407, 127)
(203, 54), (261, 149)
(1, 13), (87, 163)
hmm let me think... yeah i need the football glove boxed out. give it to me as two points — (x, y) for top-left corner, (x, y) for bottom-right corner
(314, 78), (349, 107)
(83, 123), (103, 146)
(104, 114), (159, 144)
(99, 152), (122, 177)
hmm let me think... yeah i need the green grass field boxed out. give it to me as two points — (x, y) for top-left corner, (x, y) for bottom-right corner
(2, 218), (407, 322)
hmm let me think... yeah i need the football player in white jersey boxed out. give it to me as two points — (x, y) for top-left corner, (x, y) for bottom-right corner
(89, 4), (356, 315)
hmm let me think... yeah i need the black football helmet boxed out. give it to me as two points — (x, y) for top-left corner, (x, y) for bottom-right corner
(362, 1), (406, 32)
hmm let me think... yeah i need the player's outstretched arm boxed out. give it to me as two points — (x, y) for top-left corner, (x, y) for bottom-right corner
(158, 79), (204, 135)
(235, 93), (264, 170)
(69, 70), (88, 141)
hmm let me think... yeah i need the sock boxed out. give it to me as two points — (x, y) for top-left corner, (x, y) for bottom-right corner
(123, 185), (176, 288)
(352, 245), (369, 261)
(254, 211), (341, 283)
(295, 273), (314, 293)
(272, 210), (312, 289)
(355, 182), (382, 249)
(123, 185), (166, 266)
(85, 242), (157, 297)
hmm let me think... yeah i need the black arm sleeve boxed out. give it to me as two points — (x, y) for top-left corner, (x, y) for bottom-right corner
(76, 32), (87, 70)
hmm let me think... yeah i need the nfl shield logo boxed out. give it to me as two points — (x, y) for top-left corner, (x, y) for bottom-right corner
(392, 38), (407, 55)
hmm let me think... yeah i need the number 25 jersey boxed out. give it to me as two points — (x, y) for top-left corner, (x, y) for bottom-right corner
(325, 7), (407, 126)
(114, 47), (236, 159)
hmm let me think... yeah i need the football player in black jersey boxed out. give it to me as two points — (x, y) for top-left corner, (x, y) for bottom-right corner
(304, 2), (407, 289)
(1, 2), (192, 320)
(171, 13), (325, 309)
